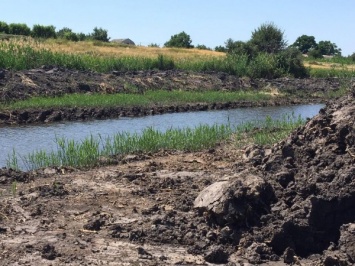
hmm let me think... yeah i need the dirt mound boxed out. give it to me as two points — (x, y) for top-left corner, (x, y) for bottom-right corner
(195, 92), (355, 264)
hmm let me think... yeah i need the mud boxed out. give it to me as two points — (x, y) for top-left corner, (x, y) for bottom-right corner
(0, 67), (346, 125)
(0, 90), (354, 265)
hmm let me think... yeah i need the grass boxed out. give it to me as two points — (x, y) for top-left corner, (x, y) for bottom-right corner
(7, 114), (306, 170)
(0, 90), (273, 110)
(234, 113), (305, 146)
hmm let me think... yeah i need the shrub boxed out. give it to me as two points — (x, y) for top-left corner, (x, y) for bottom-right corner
(196, 44), (211, 50)
(148, 43), (160, 47)
(8, 23), (31, 36)
(249, 22), (286, 54)
(155, 54), (175, 70)
(247, 53), (280, 79)
(215, 45), (226, 52)
(277, 47), (308, 78)
(308, 49), (323, 59)
(91, 27), (110, 42)
(32, 24), (56, 39)
(164, 31), (193, 48)
(0, 21), (9, 34)
(349, 53), (355, 62)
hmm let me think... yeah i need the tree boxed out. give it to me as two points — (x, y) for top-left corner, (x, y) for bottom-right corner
(57, 27), (79, 41)
(196, 44), (211, 50)
(31, 24), (56, 39)
(249, 22), (287, 54)
(164, 31), (193, 48)
(8, 23), (31, 36)
(317, 40), (341, 56)
(215, 45), (226, 52)
(0, 21), (9, 34)
(292, 35), (317, 54)
(91, 27), (110, 42)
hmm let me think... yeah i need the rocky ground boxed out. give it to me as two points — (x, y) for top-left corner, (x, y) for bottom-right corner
(0, 67), (346, 125)
(0, 69), (354, 265)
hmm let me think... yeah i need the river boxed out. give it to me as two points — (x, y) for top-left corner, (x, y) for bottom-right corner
(0, 103), (324, 168)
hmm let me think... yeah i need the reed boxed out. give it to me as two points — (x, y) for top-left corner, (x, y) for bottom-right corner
(8, 124), (233, 170)
(7, 114), (305, 170)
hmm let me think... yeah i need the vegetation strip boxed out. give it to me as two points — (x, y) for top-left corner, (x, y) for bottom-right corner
(7, 114), (305, 170)
(0, 90), (272, 111)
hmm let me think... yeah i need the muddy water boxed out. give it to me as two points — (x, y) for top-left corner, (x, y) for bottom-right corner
(0, 104), (324, 168)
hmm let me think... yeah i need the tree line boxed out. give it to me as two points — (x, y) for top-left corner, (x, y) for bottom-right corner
(0, 21), (109, 42)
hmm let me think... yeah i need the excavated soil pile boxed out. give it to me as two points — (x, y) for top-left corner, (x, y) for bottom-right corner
(195, 92), (355, 264)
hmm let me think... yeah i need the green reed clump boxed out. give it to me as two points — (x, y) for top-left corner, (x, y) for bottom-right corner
(234, 113), (305, 146)
(0, 90), (272, 110)
(6, 114), (307, 171)
(9, 124), (233, 170)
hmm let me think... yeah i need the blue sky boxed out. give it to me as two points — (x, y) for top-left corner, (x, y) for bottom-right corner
(1, 0), (354, 55)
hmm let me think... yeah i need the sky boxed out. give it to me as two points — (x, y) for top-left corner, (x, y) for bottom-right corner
(1, 0), (354, 55)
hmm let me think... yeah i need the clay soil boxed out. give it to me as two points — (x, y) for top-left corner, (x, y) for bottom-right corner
(0, 69), (354, 265)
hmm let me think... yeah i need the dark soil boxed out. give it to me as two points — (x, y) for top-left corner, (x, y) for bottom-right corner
(0, 90), (354, 265)
(0, 67), (346, 125)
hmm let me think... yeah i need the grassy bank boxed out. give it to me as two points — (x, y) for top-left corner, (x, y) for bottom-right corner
(0, 90), (273, 110)
(7, 114), (305, 170)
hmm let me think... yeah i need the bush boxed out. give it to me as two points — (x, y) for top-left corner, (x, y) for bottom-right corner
(215, 45), (226, 52)
(148, 43), (160, 47)
(247, 53), (281, 79)
(32, 24), (56, 39)
(349, 53), (355, 62)
(164, 31), (193, 48)
(226, 39), (256, 59)
(277, 47), (308, 78)
(91, 27), (110, 42)
(8, 23), (31, 36)
(308, 49), (323, 59)
(0, 21), (9, 34)
(155, 54), (175, 70)
(249, 22), (286, 54)
(196, 44), (211, 50)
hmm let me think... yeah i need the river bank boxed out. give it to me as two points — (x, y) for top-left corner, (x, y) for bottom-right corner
(0, 92), (354, 265)
(0, 67), (348, 125)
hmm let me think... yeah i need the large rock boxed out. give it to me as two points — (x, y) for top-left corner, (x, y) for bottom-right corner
(194, 171), (275, 227)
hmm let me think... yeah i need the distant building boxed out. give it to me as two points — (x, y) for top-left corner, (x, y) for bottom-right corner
(111, 38), (135, 46)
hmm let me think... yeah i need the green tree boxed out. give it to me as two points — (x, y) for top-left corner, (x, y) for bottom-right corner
(317, 40), (341, 56)
(215, 45), (226, 52)
(0, 21), (9, 34)
(31, 24), (56, 39)
(249, 22), (286, 54)
(8, 23), (31, 36)
(57, 27), (79, 41)
(349, 52), (355, 62)
(292, 35), (317, 53)
(164, 31), (193, 48)
(91, 27), (110, 42)
(196, 44), (211, 50)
